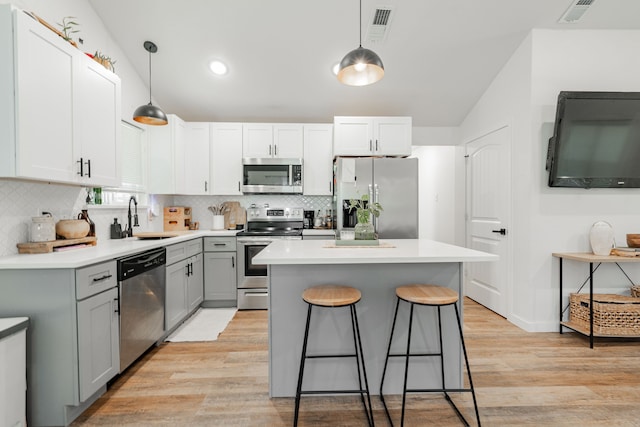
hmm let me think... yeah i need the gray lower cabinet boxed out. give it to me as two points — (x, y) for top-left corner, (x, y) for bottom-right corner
(77, 286), (119, 401)
(0, 259), (119, 426)
(165, 238), (204, 333)
(203, 237), (237, 307)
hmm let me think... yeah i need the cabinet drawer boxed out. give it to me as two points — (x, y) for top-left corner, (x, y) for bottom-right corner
(76, 260), (117, 300)
(186, 238), (203, 258)
(204, 237), (237, 252)
(167, 238), (203, 265)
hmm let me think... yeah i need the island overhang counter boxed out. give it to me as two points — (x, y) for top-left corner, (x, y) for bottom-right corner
(253, 238), (498, 397)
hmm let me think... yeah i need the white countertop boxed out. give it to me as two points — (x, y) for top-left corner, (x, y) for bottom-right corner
(302, 229), (336, 236)
(254, 239), (499, 265)
(0, 229), (239, 270)
(0, 317), (29, 340)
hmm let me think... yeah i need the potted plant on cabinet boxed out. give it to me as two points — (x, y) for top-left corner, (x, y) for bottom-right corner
(348, 194), (383, 240)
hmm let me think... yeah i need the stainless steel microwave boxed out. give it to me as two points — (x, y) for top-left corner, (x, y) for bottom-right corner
(242, 158), (303, 194)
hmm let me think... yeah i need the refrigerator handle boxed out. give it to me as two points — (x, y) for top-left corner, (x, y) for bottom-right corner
(374, 184), (379, 230)
(368, 184), (373, 203)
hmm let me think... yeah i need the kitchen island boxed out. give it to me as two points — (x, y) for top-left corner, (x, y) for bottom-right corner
(253, 238), (498, 397)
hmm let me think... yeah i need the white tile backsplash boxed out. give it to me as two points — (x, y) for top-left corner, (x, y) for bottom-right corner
(0, 179), (332, 257)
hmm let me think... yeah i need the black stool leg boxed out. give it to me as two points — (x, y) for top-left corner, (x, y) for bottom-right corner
(351, 304), (374, 426)
(437, 306), (446, 393)
(294, 304), (313, 427)
(400, 302), (415, 427)
(380, 297), (401, 425)
(454, 303), (481, 427)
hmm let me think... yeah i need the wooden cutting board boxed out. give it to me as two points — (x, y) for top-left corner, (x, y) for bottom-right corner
(222, 201), (246, 229)
(17, 237), (97, 254)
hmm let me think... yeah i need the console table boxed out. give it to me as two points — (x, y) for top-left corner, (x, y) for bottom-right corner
(553, 252), (640, 348)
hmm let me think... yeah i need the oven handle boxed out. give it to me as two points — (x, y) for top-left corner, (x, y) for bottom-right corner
(237, 239), (274, 245)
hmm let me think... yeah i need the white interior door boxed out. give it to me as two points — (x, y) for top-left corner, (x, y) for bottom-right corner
(465, 126), (511, 317)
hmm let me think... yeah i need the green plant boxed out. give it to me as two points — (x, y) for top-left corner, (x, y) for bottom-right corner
(348, 194), (383, 224)
(93, 51), (117, 72)
(57, 16), (79, 42)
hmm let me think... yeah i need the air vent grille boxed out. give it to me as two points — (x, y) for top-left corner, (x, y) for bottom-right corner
(558, 0), (596, 23)
(365, 6), (394, 44)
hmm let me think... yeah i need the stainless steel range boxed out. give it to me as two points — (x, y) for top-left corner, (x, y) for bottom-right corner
(236, 205), (303, 309)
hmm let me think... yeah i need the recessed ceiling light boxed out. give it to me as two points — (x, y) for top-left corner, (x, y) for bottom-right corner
(209, 60), (228, 76)
(332, 62), (340, 75)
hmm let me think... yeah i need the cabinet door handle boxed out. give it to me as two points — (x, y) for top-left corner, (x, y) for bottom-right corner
(85, 159), (91, 178)
(329, 181), (332, 192)
(92, 274), (113, 282)
(274, 145), (277, 156)
(269, 145), (272, 156)
(369, 140), (372, 151)
(114, 297), (119, 314)
(214, 243), (226, 246)
(205, 181), (208, 192)
(185, 264), (190, 276)
(375, 139), (379, 151)
(238, 181), (241, 192)
(77, 157), (84, 176)
(232, 256), (235, 268)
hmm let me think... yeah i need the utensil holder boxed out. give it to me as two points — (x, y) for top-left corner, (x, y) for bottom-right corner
(212, 215), (224, 230)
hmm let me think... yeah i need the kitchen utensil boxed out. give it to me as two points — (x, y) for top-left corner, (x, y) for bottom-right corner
(30, 212), (56, 242)
(56, 219), (90, 239)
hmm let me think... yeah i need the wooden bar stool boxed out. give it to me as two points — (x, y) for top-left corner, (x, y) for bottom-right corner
(294, 285), (374, 426)
(379, 284), (480, 426)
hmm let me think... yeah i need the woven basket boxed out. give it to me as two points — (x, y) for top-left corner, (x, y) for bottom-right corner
(569, 293), (640, 336)
(631, 285), (640, 298)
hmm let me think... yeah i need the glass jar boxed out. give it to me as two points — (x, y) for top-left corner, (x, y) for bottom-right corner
(354, 222), (375, 240)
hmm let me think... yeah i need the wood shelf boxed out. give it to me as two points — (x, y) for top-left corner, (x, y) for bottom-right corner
(560, 321), (640, 339)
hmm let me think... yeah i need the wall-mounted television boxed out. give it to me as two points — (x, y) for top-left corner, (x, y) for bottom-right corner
(546, 91), (640, 188)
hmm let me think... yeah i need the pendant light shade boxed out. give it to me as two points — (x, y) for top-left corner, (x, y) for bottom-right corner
(337, 0), (384, 86)
(337, 46), (384, 86)
(133, 41), (168, 126)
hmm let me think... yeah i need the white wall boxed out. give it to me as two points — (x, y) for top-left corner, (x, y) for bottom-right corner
(413, 146), (456, 244)
(460, 29), (640, 332)
(412, 126), (458, 146)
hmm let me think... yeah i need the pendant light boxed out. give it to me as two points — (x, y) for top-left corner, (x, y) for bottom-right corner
(133, 41), (168, 126)
(337, 0), (384, 86)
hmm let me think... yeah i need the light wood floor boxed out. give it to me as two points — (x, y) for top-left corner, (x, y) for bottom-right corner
(71, 299), (640, 426)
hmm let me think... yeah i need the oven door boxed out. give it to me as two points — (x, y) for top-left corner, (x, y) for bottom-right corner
(237, 238), (271, 289)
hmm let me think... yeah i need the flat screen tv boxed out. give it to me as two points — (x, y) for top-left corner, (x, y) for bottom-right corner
(546, 91), (640, 188)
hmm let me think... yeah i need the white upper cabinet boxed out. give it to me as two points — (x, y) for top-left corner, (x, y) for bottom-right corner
(333, 116), (412, 157)
(273, 124), (304, 158)
(148, 115), (210, 195)
(0, 6), (121, 186)
(303, 124), (333, 196)
(74, 56), (121, 187)
(242, 123), (303, 158)
(210, 123), (243, 195)
(147, 114), (183, 194)
(182, 122), (210, 195)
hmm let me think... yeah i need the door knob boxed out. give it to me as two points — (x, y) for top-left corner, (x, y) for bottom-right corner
(492, 228), (507, 235)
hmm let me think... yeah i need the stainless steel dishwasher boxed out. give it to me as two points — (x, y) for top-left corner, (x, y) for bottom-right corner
(117, 247), (166, 372)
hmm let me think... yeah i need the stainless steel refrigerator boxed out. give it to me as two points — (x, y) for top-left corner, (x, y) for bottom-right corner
(334, 157), (419, 238)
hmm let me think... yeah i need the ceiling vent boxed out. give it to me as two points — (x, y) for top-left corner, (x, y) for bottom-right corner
(558, 0), (596, 24)
(365, 6), (394, 44)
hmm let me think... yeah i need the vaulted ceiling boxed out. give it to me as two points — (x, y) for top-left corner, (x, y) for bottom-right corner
(89, 0), (640, 127)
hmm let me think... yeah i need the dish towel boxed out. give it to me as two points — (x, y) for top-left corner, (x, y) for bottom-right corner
(165, 308), (237, 342)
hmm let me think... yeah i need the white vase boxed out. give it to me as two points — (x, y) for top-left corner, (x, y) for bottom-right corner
(589, 221), (614, 256)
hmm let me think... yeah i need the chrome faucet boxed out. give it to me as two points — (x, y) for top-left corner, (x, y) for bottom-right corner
(126, 196), (139, 237)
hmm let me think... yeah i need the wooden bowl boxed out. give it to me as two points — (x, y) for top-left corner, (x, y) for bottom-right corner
(627, 234), (640, 248)
(56, 219), (90, 239)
